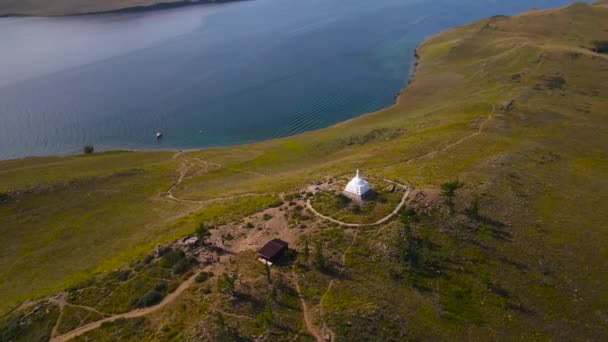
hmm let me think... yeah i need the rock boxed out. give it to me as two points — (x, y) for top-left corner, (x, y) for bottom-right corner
(325, 334), (331, 341)
(498, 99), (515, 111)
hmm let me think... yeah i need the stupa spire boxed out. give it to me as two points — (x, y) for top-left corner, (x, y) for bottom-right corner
(344, 168), (371, 200)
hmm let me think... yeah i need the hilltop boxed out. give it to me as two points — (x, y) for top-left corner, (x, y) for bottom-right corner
(1, 1), (607, 340)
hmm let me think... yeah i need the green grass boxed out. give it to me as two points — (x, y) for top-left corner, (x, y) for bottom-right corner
(57, 305), (107, 335)
(1, 2), (608, 340)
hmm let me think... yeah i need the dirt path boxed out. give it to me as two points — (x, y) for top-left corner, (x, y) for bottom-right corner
(316, 230), (359, 342)
(50, 271), (201, 342)
(161, 155), (272, 205)
(306, 180), (411, 227)
(372, 104), (496, 174)
(292, 269), (324, 342)
(192, 157), (268, 178)
(405, 104), (496, 163)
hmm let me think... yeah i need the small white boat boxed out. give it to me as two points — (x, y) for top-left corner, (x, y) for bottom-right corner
(156, 132), (163, 139)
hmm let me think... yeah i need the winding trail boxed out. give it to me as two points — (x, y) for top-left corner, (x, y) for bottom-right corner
(317, 230), (359, 342)
(50, 271), (201, 342)
(161, 155), (274, 205)
(292, 269), (324, 342)
(372, 103), (496, 173)
(306, 180), (411, 227)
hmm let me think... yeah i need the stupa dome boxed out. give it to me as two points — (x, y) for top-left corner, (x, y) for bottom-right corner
(344, 169), (372, 197)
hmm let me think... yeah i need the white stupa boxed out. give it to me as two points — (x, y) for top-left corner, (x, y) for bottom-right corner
(344, 169), (372, 201)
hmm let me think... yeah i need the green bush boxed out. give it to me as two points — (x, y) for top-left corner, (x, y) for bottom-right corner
(221, 233), (234, 241)
(142, 254), (154, 264)
(263, 213), (273, 220)
(83, 145), (94, 154)
(115, 270), (131, 282)
(591, 40), (608, 53)
(0, 192), (10, 204)
(268, 200), (284, 208)
(153, 281), (167, 292)
(335, 193), (351, 209)
(172, 258), (191, 275)
(195, 223), (213, 243)
(132, 290), (162, 308)
(160, 248), (186, 268)
(217, 273), (235, 294)
(195, 271), (214, 283)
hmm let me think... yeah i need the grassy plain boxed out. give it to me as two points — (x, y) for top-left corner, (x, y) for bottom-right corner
(1, 1), (607, 340)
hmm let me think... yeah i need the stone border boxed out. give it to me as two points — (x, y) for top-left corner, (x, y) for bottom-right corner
(306, 179), (411, 227)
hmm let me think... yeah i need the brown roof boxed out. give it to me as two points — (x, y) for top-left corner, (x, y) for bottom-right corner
(258, 239), (289, 261)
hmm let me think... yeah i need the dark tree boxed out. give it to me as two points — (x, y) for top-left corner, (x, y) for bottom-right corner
(83, 145), (94, 154)
(440, 180), (464, 214)
(465, 197), (481, 220)
(195, 222), (212, 244)
(591, 40), (608, 53)
(302, 238), (310, 264)
(217, 273), (235, 295)
(257, 302), (274, 331)
(313, 240), (327, 272)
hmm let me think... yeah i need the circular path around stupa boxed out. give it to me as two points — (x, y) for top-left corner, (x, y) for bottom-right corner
(306, 179), (411, 227)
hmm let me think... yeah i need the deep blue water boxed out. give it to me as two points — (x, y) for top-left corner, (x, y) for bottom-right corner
(0, 0), (582, 159)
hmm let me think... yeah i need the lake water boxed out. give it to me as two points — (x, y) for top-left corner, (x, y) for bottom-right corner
(0, 0), (581, 159)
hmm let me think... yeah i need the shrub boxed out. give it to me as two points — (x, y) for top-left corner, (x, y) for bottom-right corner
(376, 193), (388, 203)
(83, 145), (94, 154)
(172, 258), (191, 275)
(545, 75), (566, 89)
(160, 248), (186, 268)
(153, 281), (167, 292)
(217, 273), (235, 294)
(245, 222), (255, 229)
(591, 40), (608, 53)
(294, 205), (304, 211)
(116, 270), (131, 282)
(262, 213), (273, 220)
(221, 233), (234, 241)
(195, 223), (213, 243)
(0, 192), (10, 204)
(195, 271), (214, 283)
(268, 200), (284, 208)
(142, 254), (154, 264)
(132, 290), (162, 308)
(335, 193), (351, 209)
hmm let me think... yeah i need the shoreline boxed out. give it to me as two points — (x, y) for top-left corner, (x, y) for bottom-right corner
(0, 0), (245, 18)
(0, 46), (426, 162)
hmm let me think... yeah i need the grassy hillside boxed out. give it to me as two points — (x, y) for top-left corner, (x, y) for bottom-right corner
(1, 1), (607, 340)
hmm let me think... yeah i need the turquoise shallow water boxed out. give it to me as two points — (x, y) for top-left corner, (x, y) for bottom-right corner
(0, 0), (582, 159)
